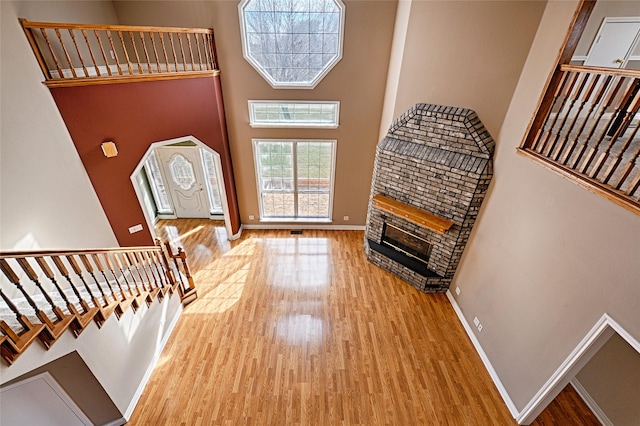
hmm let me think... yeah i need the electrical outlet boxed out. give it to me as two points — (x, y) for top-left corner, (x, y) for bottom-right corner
(477, 324), (483, 332)
(455, 286), (460, 295)
(343, 216), (349, 221)
(248, 215), (255, 220)
(110, 50), (115, 60)
(128, 224), (143, 234)
(473, 316), (480, 327)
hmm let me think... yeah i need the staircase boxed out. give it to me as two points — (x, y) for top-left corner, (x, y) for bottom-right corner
(0, 241), (196, 365)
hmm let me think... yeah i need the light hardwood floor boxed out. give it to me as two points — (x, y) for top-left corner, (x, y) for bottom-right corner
(128, 219), (592, 425)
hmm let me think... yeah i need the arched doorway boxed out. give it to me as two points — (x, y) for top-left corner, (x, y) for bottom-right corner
(130, 135), (236, 242)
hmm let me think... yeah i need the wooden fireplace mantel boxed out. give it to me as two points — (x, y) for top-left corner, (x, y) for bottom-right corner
(372, 194), (453, 235)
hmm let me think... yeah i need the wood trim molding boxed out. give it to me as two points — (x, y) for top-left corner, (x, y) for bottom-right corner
(516, 148), (640, 216)
(372, 194), (453, 235)
(44, 70), (219, 88)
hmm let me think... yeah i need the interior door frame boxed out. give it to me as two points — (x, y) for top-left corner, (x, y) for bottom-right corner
(583, 17), (640, 68)
(130, 135), (234, 241)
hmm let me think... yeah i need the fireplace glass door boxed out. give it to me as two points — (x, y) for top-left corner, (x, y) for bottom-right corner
(382, 223), (432, 265)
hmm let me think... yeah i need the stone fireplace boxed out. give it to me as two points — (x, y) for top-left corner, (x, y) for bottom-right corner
(365, 104), (494, 293)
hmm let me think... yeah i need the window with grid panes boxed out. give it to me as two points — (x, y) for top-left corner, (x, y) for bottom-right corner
(253, 140), (336, 220)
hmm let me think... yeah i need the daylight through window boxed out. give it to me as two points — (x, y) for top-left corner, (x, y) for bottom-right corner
(238, 0), (345, 88)
(249, 101), (339, 127)
(254, 140), (336, 220)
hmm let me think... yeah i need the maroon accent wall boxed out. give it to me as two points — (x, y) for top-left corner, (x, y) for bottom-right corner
(50, 75), (241, 246)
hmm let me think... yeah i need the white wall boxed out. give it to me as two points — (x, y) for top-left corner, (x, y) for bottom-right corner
(0, 1), (118, 250)
(449, 0), (640, 413)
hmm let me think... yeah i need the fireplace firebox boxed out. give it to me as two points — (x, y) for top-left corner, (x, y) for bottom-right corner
(367, 223), (440, 278)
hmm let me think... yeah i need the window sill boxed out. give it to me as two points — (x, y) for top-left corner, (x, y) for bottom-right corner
(259, 218), (332, 223)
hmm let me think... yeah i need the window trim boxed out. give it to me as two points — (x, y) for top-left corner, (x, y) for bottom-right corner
(248, 100), (340, 128)
(252, 139), (337, 222)
(238, 0), (346, 89)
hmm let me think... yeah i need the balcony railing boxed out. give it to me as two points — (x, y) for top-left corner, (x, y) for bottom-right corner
(20, 19), (218, 87)
(519, 64), (640, 214)
(0, 241), (196, 365)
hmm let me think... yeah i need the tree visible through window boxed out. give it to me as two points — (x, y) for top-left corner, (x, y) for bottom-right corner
(238, 0), (345, 88)
(254, 140), (336, 219)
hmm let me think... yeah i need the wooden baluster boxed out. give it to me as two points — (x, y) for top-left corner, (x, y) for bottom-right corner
(186, 33), (195, 71)
(553, 73), (600, 161)
(0, 259), (57, 349)
(149, 32), (163, 73)
(19, 20), (52, 80)
(193, 33), (203, 71)
(116, 31), (134, 75)
(81, 29), (100, 76)
(613, 139), (640, 192)
(176, 247), (197, 305)
(65, 255), (101, 313)
(542, 72), (583, 157)
(125, 252), (153, 306)
(578, 77), (637, 174)
(547, 72), (590, 159)
(106, 30), (123, 75)
(54, 28), (77, 78)
(146, 250), (167, 299)
(602, 122), (640, 185)
(48, 256), (101, 335)
(589, 88), (640, 180)
(624, 167), (640, 197)
(151, 246), (173, 294)
(569, 75), (627, 169)
(113, 253), (144, 310)
(90, 253), (120, 302)
(100, 253), (134, 317)
(138, 31), (153, 74)
(94, 30), (112, 76)
(67, 29), (89, 77)
(559, 74), (611, 165)
(34, 257), (91, 336)
(80, 254), (119, 322)
(0, 288), (47, 365)
(128, 31), (144, 74)
(165, 242), (186, 291)
(40, 28), (64, 78)
(14, 258), (76, 348)
(158, 33), (171, 72)
(168, 33), (180, 72)
(201, 33), (212, 71)
(176, 33), (188, 71)
(533, 71), (577, 154)
(157, 240), (177, 291)
(210, 32), (218, 70)
(136, 251), (161, 302)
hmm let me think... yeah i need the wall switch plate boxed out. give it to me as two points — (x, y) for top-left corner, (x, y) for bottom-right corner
(128, 224), (143, 234)
(248, 215), (255, 220)
(477, 324), (483, 332)
(455, 286), (460, 295)
(343, 216), (349, 221)
(473, 317), (480, 327)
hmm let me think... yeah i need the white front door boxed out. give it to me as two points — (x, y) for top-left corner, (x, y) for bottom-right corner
(584, 18), (640, 68)
(156, 146), (210, 218)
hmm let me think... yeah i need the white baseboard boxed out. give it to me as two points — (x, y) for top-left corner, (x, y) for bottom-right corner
(445, 290), (519, 418)
(570, 378), (613, 426)
(243, 223), (365, 231)
(123, 299), (184, 420)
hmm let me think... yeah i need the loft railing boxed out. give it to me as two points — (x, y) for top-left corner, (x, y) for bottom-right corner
(19, 19), (218, 87)
(0, 241), (196, 365)
(519, 64), (640, 214)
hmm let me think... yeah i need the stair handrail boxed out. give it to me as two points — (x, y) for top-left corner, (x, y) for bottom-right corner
(0, 241), (196, 365)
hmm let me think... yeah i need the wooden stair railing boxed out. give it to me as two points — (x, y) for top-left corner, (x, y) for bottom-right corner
(519, 64), (640, 215)
(0, 241), (196, 365)
(19, 19), (218, 87)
